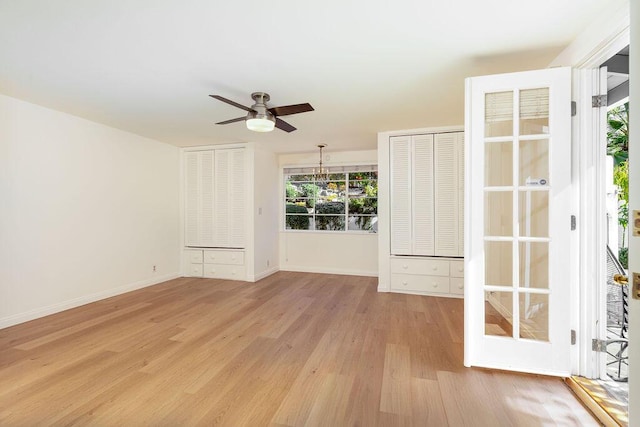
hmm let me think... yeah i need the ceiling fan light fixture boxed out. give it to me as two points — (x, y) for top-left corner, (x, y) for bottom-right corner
(246, 112), (275, 132)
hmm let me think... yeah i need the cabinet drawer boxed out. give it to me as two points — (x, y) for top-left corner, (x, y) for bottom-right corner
(203, 250), (244, 265)
(391, 274), (449, 294)
(450, 260), (464, 278)
(185, 249), (203, 264)
(186, 263), (203, 277)
(390, 257), (449, 276)
(450, 277), (464, 295)
(203, 264), (245, 280)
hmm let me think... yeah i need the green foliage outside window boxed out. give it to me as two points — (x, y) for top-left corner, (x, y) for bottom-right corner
(607, 102), (629, 268)
(301, 183), (319, 208)
(315, 202), (346, 230)
(285, 204), (310, 230)
(286, 181), (297, 198)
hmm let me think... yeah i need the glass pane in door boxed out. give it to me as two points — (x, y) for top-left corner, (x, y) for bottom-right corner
(485, 91), (513, 137)
(518, 191), (549, 237)
(485, 241), (513, 287)
(485, 291), (513, 337)
(485, 142), (513, 186)
(485, 192), (513, 236)
(518, 241), (549, 290)
(519, 139), (549, 186)
(519, 88), (549, 135)
(519, 293), (549, 341)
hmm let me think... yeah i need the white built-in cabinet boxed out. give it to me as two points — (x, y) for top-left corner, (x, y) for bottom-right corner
(184, 148), (245, 248)
(184, 248), (245, 280)
(379, 128), (464, 297)
(184, 147), (246, 280)
(390, 132), (463, 257)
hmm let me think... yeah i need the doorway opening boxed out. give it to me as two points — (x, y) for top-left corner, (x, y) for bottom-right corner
(573, 45), (630, 427)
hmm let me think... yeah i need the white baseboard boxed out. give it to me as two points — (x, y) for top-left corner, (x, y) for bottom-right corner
(280, 265), (378, 277)
(0, 273), (180, 329)
(377, 279), (390, 292)
(250, 267), (280, 282)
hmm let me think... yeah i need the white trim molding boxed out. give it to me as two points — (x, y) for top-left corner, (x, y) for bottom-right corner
(0, 273), (181, 329)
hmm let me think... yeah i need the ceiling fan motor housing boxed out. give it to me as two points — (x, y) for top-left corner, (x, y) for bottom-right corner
(247, 92), (275, 123)
(245, 92), (275, 131)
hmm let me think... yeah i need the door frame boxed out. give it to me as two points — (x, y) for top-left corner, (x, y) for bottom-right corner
(556, 16), (630, 378)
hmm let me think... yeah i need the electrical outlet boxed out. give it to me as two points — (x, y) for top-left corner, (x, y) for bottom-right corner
(153, 265), (157, 272)
(267, 260), (270, 267)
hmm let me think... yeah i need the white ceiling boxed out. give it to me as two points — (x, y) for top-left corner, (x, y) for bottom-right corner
(0, 0), (622, 153)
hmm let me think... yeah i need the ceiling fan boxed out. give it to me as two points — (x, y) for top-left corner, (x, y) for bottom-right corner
(210, 92), (314, 133)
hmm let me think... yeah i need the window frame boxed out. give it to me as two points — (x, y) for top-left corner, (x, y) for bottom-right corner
(283, 165), (378, 233)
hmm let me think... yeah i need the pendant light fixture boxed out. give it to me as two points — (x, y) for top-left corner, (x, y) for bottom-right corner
(315, 144), (329, 183)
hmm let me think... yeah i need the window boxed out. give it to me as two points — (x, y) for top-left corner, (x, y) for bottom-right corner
(284, 165), (378, 232)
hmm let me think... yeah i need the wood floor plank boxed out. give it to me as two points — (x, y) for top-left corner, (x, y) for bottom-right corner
(0, 272), (598, 426)
(411, 377), (449, 426)
(305, 373), (355, 425)
(380, 343), (412, 416)
(14, 302), (152, 350)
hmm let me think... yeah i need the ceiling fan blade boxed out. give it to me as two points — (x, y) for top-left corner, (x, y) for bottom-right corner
(275, 117), (296, 133)
(268, 103), (314, 117)
(215, 116), (246, 125)
(209, 95), (254, 112)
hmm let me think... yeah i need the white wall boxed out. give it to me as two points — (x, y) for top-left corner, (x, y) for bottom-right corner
(549, 1), (629, 68)
(278, 149), (378, 277)
(0, 94), (181, 328)
(251, 146), (279, 280)
(280, 232), (377, 276)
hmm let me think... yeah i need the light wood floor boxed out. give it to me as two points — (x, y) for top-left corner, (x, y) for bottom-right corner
(0, 272), (597, 426)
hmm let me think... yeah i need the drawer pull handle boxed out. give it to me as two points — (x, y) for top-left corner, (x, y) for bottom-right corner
(402, 264), (408, 269)
(433, 283), (438, 288)
(432, 266), (438, 271)
(402, 281), (408, 286)
(458, 284), (463, 289)
(458, 267), (464, 272)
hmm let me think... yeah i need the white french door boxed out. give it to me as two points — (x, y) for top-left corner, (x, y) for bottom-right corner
(464, 67), (573, 376)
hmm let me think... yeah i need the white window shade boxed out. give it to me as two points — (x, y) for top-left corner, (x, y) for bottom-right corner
(485, 88), (549, 122)
(284, 164), (377, 175)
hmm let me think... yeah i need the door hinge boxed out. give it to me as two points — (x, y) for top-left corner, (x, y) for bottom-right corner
(571, 215), (576, 231)
(592, 339), (607, 352)
(571, 101), (577, 117)
(592, 95), (607, 108)
(571, 330), (576, 345)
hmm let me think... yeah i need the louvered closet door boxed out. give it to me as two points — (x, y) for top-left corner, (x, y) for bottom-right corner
(184, 152), (200, 246)
(434, 132), (462, 256)
(184, 151), (215, 247)
(228, 148), (246, 248)
(390, 136), (412, 255)
(214, 148), (246, 248)
(412, 135), (435, 255)
(457, 133), (465, 257)
(199, 151), (215, 246)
